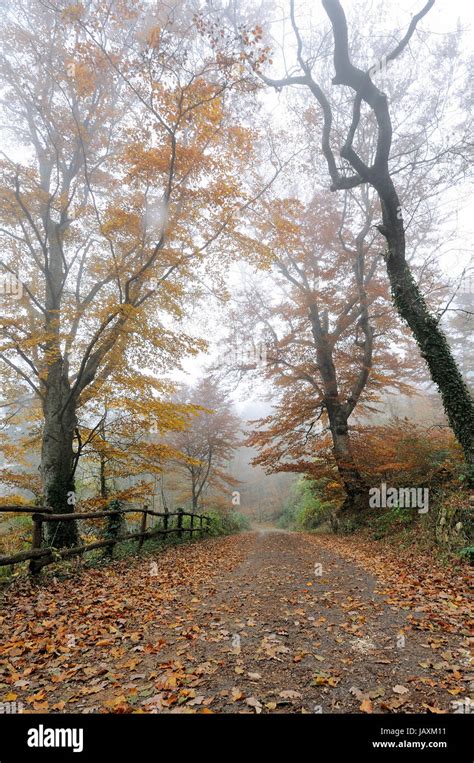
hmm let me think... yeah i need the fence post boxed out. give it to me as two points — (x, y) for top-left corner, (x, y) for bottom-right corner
(190, 512), (194, 538)
(199, 514), (203, 535)
(104, 499), (122, 558)
(177, 508), (183, 540)
(138, 505), (148, 550)
(29, 513), (43, 576)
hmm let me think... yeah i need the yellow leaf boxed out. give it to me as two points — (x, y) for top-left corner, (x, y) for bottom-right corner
(32, 701), (49, 711)
(26, 690), (46, 703)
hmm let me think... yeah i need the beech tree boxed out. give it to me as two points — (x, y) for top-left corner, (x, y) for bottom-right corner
(231, 191), (422, 513)
(0, 0), (257, 545)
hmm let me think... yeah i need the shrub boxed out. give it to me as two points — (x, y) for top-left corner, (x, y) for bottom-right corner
(277, 478), (332, 531)
(458, 545), (474, 564)
(203, 509), (250, 536)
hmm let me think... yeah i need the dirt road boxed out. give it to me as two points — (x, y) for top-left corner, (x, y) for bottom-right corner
(1, 529), (472, 713)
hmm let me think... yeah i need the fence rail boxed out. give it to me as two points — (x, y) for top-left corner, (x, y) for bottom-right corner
(0, 504), (211, 575)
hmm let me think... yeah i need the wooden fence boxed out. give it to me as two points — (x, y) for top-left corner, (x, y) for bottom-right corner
(0, 504), (211, 575)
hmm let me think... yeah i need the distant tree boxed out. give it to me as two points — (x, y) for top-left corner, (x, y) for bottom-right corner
(443, 277), (474, 392)
(70, 378), (199, 509)
(170, 377), (241, 511)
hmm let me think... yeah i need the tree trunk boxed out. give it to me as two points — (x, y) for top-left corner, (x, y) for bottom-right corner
(40, 361), (79, 548)
(191, 477), (198, 512)
(99, 428), (124, 558)
(104, 499), (124, 558)
(378, 180), (474, 486)
(326, 401), (368, 513)
(308, 306), (369, 514)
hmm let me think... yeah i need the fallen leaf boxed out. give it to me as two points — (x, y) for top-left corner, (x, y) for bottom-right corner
(279, 690), (302, 699)
(32, 701), (49, 711)
(26, 690), (46, 703)
(246, 696), (262, 713)
(368, 687), (385, 699)
(381, 697), (408, 711)
(393, 685), (409, 695)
